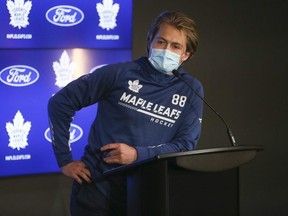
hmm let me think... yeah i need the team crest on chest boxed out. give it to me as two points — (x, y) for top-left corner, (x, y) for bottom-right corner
(128, 79), (143, 93)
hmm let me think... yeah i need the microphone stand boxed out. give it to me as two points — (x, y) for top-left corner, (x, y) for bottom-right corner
(172, 70), (237, 147)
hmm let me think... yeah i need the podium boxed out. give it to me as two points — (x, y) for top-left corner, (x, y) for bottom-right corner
(104, 146), (263, 216)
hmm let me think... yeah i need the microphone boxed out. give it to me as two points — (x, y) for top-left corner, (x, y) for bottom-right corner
(172, 69), (237, 147)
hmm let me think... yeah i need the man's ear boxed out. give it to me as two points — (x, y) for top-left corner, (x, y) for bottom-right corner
(181, 51), (192, 62)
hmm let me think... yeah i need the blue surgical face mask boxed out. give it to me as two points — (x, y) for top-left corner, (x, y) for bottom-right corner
(148, 48), (181, 75)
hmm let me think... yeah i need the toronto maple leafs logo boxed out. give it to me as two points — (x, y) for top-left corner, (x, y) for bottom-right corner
(53, 50), (75, 88)
(6, 0), (32, 29)
(128, 80), (143, 93)
(6, 111), (31, 151)
(96, 0), (120, 30)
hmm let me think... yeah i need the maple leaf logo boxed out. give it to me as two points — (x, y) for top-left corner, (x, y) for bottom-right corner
(96, 0), (120, 30)
(6, 110), (31, 151)
(53, 50), (75, 88)
(6, 0), (32, 29)
(128, 80), (143, 93)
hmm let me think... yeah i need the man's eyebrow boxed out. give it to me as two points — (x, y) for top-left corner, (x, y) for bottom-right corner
(155, 36), (166, 41)
(156, 37), (183, 45)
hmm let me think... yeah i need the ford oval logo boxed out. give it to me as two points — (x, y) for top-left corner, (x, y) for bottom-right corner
(44, 123), (83, 143)
(46, 5), (84, 27)
(0, 65), (39, 87)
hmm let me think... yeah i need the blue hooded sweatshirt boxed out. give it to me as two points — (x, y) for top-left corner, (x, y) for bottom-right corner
(48, 56), (204, 189)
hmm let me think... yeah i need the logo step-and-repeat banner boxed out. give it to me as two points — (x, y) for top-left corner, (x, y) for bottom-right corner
(1, 0), (132, 48)
(0, 0), (133, 177)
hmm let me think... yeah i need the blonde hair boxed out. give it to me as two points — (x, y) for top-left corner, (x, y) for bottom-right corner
(147, 11), (198, 59)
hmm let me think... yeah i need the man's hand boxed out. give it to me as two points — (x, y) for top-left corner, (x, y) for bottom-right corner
(61, 160), (91, 184)
(100, 143), (137, 165)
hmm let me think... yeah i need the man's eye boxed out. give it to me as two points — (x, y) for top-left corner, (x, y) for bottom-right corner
(157, 40), (165, 45)
(174, 45), (181, 49)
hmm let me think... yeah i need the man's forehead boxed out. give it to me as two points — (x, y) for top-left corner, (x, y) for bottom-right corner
(156, 23), (186, 44)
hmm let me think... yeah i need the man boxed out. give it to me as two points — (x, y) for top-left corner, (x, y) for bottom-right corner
(48, 11), (204, 216)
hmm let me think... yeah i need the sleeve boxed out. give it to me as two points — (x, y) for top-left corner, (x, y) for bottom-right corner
(47, 65), (118, 167)
(135, 77), (204, 161)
